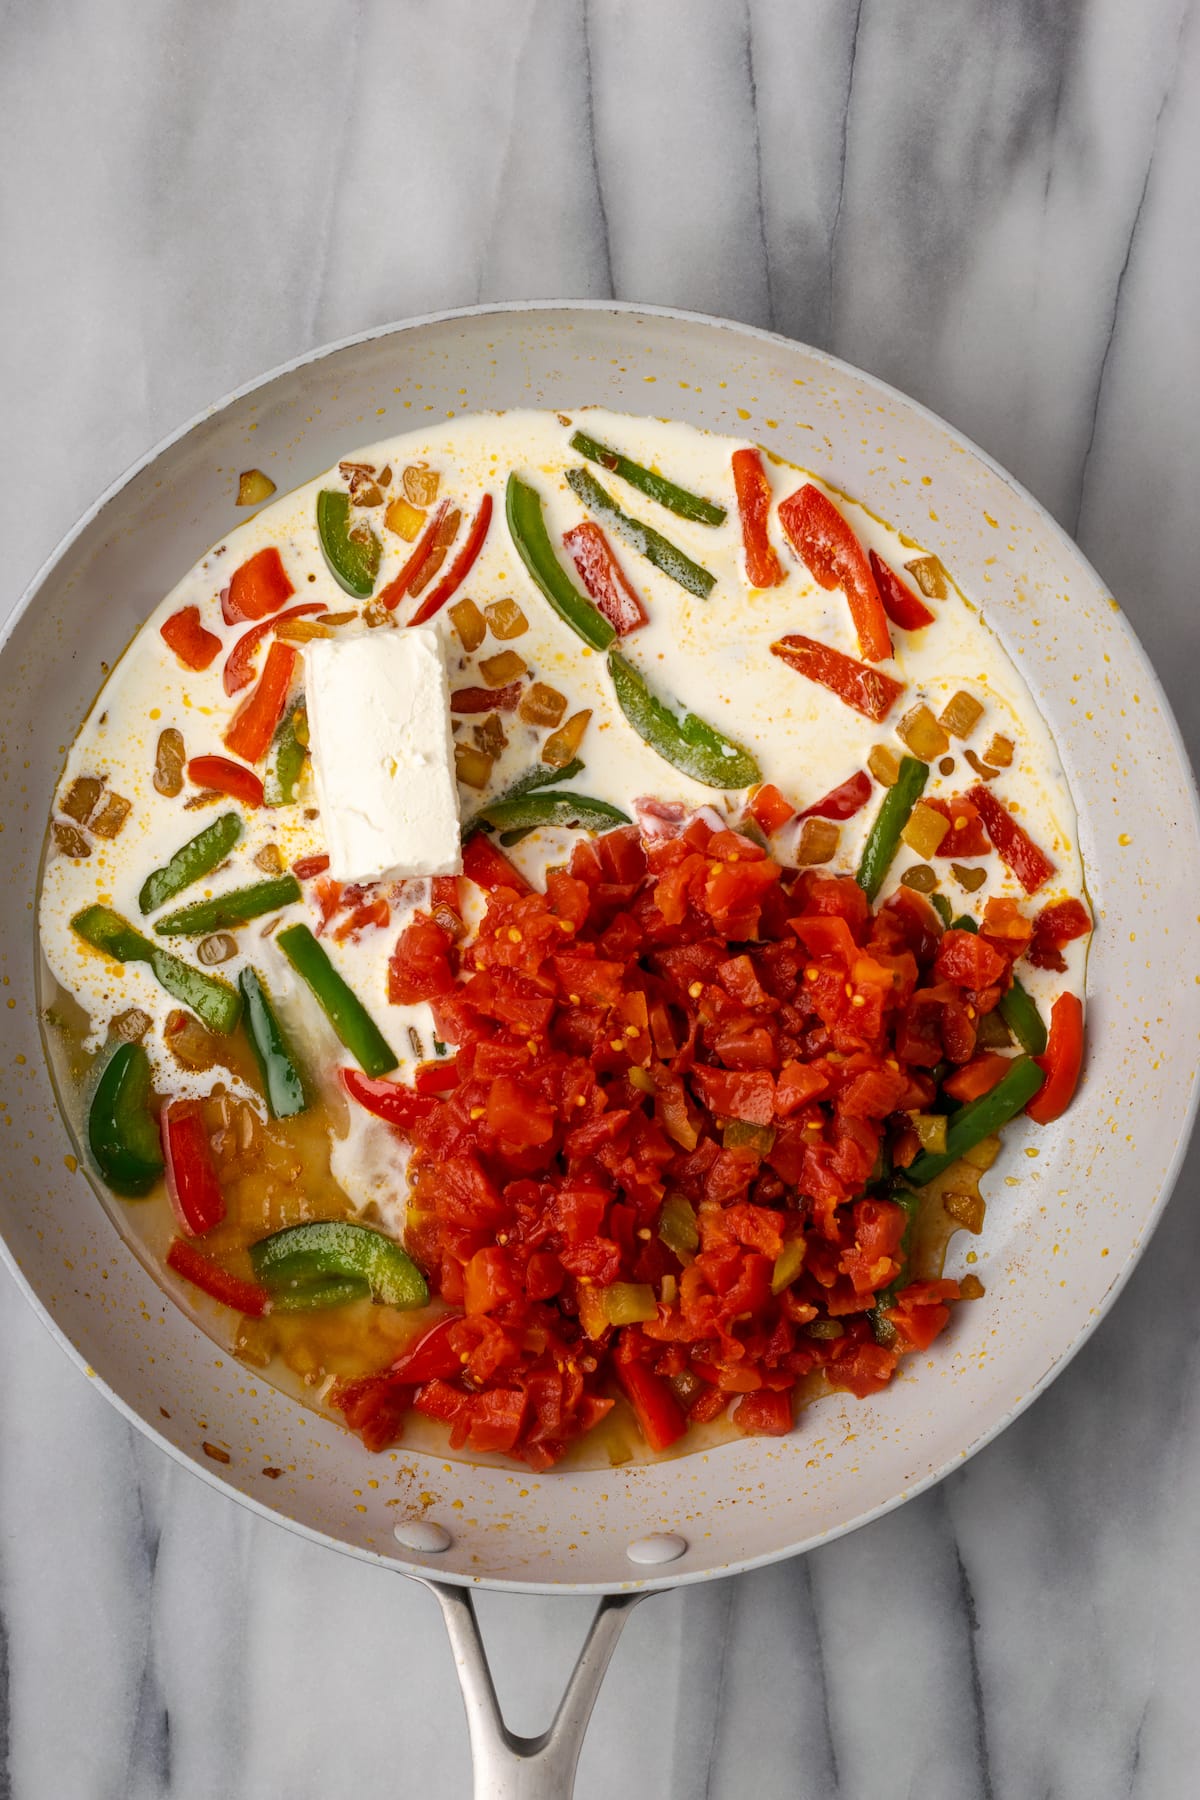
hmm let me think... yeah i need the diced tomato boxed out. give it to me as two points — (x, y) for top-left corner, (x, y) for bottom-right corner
(771, 635), (905, 722)
(867, 551), (935, 630)
(431, 875), (461, 916)
(223, 546), (295, 623)
(746, 783), (795, 835)
(925, 796), (989, 858)
(775, 1061), (831, 1116)
(223, 640), (297, 764)
(1029, 897), (1092, 971)
(342, 1067), (438, 1129)
(563, 521), (649, 634)
(1027, 991), (1084, 1125)
(968, 785), (1055, 894)
(778, 484), (892, 662)
(333, 1374), (413, 1452)
(186, 755), (264, 809)
(942, 1052), (1013, 1103)
(934, 929), (1007, 992)
(388, 914), (457, 1005)
(292, 853), (331, 879)
(160, 605), (221, 671)
(463, 1247), (523, 1315)
(166, 1238), (270, 1316)
(799, 770), (873, 822)
(161, 1100), (226, 1236)
(690, 1066), (775, 1125)
(462, 833), (532, 895)
(825, 1335), (897, 1397)
(731, 448), (785, 589)
(733, 1388), (793, 1435)
(390, 1318), (465, 1384)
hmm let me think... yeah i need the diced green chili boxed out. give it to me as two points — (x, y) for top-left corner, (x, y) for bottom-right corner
(856, 756), (929, 901)
(608, 649), (761, 789)
(930, 892), (953, 927)
(566, 467), (716, 599)
(264, 704), (308, 808)
(317, 489), (381, 598)
(249, 1220), (427, 1309)
(276, 922), (397, 1076)
(999, 977), (1048, 1055)
(238, 967), (307, 1118)
(138, 812), (243, 915)
(506, 474), (615, 652)
(905, 1056), (1046, 1188)
(479, 791), (630, 834)
(71, 904), (241, 1034)
(658, 1193), (699, 1264)
(568, 430), (727, 526)
(153, 874), (300, 937)
(87, 1041), (163, 1196)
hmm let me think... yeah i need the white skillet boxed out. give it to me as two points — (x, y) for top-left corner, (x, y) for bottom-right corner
(2, 303), (1197, 1796)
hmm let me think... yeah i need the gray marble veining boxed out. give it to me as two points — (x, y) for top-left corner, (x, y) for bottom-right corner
(2, 2), (1199, 1795)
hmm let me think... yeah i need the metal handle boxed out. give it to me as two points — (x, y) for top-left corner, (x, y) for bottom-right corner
(411, 1577), (646, 1799)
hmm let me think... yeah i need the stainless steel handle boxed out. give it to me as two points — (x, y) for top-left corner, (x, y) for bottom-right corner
(412, 1577), (647, 1799)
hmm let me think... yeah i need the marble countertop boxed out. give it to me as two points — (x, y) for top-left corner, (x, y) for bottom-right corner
(3, 3), (1199, 1795)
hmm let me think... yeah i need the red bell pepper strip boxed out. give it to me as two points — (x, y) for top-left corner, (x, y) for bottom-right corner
(562, 520), (649, 635)
(409, 493), (494, 626)
(222, 546), (295, 624)
(223, 640), (298, 764)
(799, 769), (873, 822)
(187, 755), (265, 809)
(223, 603), (325, 696)
(1028, 897), (1092, 970)
(414, 1057), (459, 1095)
(746, 783), (795, 835)
(450, 682), (523, 714)
(379, 501), (452, 612)
(967, 784), (1056, 894)
(292, 853), (331, 879)
(461, 832), (532, 894)
(942, 1051), (1013, 1104)
(1026, 992), (1084, 1124)
(731, 448), (784, 589)
(614, 1341), (686, 1452)
(161, 1099), (226, 1236)
(166, 1237), (271, 1316)
(160, 606), (221, 672)
(770, 634), (905, 722)
(868, 550), (935, 630)
(778, 484), (892, 663)
(341, 1066), (438, 1129)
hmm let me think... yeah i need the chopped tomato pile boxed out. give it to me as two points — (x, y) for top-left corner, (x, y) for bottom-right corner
(334, 814), (1050, 1468)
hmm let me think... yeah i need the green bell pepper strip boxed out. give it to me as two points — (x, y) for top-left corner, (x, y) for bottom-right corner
(249, 1220), (428, 1308)
(268, 1274), (372, 1313)
(868, 1183), (922, 1344)
(479, 791), (630, 834)
(276, 922), (397, 1076)
(71, 905), (241, 1034)
(568, 429), (727, 526)
(856, 756), (929, 902)
(608, 650), (761, 789)
(999, 977), (1048, 1056)
(506, 474), (616, 652)
(238, 967), (307, 1118)
(317, 489), (381, 597)
(905, 1055), (1046, 1188)
(153, 874), (301, 937)
(264, 704), (308, 808)
(565, 467), (716, 599)
(138, 812), (243, 915)
(87, 1042), (163, 1197)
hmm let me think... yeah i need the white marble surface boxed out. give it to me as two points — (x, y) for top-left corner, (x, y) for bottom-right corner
(2, 2), (1199, 1795)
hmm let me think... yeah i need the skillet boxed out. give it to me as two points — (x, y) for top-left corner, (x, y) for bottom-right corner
(3, 302), (1198, 1795)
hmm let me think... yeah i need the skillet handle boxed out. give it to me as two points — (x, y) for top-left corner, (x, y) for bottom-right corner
(412, 1576), (646, 1799)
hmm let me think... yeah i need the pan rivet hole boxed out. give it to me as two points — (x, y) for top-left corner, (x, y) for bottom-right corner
(393, 1519), (452, 1554)
(626, 1532), (687, 1566)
